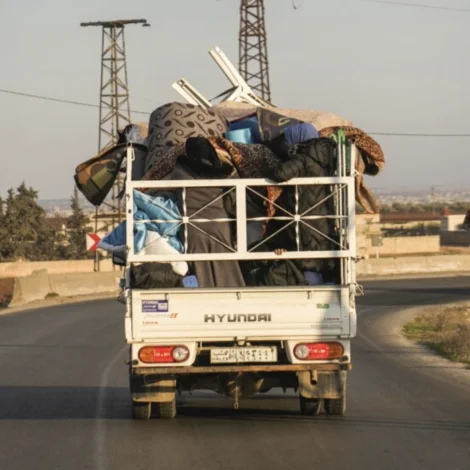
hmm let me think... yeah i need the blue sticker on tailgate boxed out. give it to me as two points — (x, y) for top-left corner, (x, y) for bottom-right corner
(142, 300), (169, 313)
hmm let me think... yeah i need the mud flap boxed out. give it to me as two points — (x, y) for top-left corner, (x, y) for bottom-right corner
(131, 375), (176, 403)
(297, 370), (346, 399)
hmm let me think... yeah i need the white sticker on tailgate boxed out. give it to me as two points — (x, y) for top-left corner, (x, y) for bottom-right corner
(210, 347), (277, 364)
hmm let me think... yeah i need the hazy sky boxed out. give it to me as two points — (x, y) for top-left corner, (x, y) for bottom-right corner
(1, 0), (469, 201)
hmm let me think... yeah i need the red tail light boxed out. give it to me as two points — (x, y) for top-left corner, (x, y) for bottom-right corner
(294, 342), (344, 360)
(138, 345), (190, 364)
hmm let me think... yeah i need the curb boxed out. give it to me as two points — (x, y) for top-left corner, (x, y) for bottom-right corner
(0, 291), (119, 317)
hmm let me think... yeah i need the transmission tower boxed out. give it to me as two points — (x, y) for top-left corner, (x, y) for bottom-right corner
(239, 0), (272, 102)
(81, 19), (149, 150)
(81, 19), (149, 270)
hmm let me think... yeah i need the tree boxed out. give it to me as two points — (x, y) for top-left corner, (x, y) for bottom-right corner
(66, 192), (90, 259)
(0, 196), (7, 260)
(391, 202), (408, 213)
(47, 214), (69, 260)
(0, 189), (17, 260)
(0, 183), (56, 261)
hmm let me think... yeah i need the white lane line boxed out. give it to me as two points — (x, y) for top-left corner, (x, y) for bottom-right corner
(357, 306), (374, 315)
(357, 329), (383, 352)
(94, 346), (128, 470)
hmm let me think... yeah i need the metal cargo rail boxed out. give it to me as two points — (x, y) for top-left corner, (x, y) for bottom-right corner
(124, 140), (357, 286)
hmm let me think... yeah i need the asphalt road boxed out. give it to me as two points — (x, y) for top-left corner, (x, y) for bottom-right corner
(0, 276), (469, 470)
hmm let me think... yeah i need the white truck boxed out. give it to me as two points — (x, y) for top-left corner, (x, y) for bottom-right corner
(123, 137), (358, 420)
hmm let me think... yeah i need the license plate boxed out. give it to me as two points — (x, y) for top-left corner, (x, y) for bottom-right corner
(210, 347), (277, 364)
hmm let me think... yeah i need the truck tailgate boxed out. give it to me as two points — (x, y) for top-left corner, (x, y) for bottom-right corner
(128, 287), (355, 341)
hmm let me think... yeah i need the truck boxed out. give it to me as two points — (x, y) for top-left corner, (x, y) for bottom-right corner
(122, 135), (358, 420)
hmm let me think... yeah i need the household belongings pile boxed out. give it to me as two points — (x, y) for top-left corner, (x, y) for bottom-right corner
(74, 102), (385, 289)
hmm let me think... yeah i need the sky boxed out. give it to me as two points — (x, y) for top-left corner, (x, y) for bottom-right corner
(1, 0), (469, 201)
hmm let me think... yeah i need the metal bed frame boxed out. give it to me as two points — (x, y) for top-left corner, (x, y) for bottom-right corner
(125, 138), (357, 286)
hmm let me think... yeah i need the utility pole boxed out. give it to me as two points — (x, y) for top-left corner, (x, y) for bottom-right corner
(239, 0), (272, 102)
(81, 19), (149, 270)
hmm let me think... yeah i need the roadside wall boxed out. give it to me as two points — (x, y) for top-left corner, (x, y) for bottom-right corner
(9, 271), (120, 306)
(440, 231), (470, 247)
(357, 254), (470, 277)
(378, 236), (440, 256)
(359, 235), (440, 258)
(0, 259), (115, 278)
(356, 214), (440, 258)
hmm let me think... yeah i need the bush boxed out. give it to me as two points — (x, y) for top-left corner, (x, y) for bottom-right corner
(404, 305), (470, 366)
(446, 324), (470, 362)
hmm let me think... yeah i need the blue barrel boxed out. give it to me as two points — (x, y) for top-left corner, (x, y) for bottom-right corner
(224, 128), (254, 144)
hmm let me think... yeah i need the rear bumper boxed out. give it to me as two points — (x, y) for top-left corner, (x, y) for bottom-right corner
(132, 363), (351, 375)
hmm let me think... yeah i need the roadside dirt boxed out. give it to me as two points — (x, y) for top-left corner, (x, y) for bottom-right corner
(0, 278), (14, 306)
(404, 302), (470, 367)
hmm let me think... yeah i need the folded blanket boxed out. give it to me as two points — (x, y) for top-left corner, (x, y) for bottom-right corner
(319, 126), (385, 175)
(319, 126), (384, 214)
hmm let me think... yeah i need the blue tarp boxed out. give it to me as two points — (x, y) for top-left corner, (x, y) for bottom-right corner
(99, 190), (184, 254)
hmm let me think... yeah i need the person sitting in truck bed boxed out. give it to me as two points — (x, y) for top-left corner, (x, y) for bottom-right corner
(263, 130), (340, 283)
(162, 137), (246, 288)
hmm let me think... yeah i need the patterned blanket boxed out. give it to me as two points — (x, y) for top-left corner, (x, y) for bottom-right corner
(146, 102), (228, 171)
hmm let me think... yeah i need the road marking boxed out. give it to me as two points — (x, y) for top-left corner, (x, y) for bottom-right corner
(94, 346), (127, 470)
(356, 306), (374, 316)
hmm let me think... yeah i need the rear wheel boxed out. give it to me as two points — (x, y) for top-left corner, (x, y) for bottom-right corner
(299, 396), (322, 416)
(153, 398), (176, 419)
(324, 390), (346, 416)
(132, 401), (151, 420)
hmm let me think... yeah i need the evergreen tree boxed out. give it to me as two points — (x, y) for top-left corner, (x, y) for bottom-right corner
(0, 189), (19, 260)
(0, 183), (57, 261)
(49, 214), (69, 260)
(17, 183), (55, 260)
(0, 196), (6, 261)
(66, 192), (90, 259)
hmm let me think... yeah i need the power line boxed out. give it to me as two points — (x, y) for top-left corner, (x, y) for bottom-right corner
(0, 88), (151, 115)
(368, 132), (470, 137)
(292, 0), (305, 9)
(363, 0), (470, 13)
(2, 87), (470, 137)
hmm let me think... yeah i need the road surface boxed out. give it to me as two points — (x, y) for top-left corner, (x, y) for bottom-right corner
(0, 276), (469, 470)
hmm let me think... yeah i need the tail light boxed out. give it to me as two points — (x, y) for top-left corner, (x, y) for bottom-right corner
(294, 342), (344, 360)
(138, 345), (190, 364)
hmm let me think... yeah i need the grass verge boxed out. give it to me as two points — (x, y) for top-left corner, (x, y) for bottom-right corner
(403, 303), (470, 368)
(45, 292), (59, 299)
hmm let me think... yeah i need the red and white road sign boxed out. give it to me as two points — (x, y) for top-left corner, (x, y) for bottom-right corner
(86, 233), (101, 252)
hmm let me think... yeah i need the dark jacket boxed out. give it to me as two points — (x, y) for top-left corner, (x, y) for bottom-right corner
(265, 137), (339, 279)
(158, 137), (245, 288)
(241, 242), (306, 287)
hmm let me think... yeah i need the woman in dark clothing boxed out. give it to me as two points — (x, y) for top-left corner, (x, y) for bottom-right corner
(163, 137), (245, 288)
(264, 136), (340, 281)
